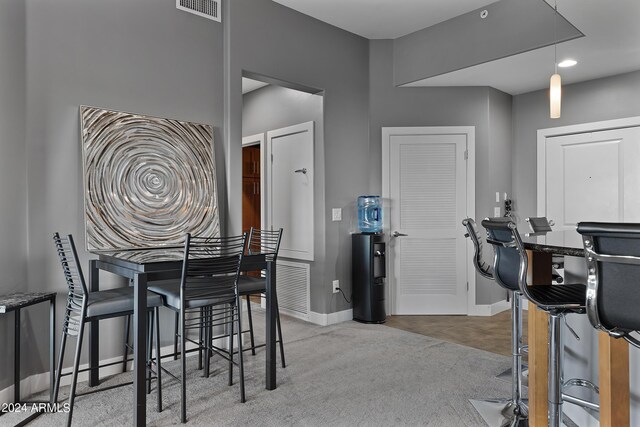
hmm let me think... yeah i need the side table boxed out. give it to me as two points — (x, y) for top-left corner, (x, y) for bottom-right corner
(0, 292), (56, 425)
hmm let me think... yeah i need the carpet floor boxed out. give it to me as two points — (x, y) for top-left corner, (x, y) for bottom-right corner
(7, 311), (519, 426)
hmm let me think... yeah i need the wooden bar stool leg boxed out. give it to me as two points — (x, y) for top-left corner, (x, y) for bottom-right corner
(599, 332), (630, 427)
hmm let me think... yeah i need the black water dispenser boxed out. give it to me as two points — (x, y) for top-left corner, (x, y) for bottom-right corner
(352, 233), (386, 323)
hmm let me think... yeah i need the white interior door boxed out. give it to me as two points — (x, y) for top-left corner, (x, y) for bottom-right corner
(545, 126), (640, 246)
(266, 121), (314, 261)
(383, 128), (471, 315)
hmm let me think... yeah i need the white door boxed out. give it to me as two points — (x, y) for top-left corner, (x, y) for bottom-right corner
(266, 121), (314, 261)
(544, 126), (640, 246)
(383, 127), (472, 315)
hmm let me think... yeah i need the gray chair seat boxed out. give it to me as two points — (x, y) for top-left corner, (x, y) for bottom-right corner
(86, 287), (163, 318)
(238, 275), (266, 295)
(148, 282), (233, 310)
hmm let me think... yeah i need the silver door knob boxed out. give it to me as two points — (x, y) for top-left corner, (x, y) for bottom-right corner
(392, 231), (408, 237)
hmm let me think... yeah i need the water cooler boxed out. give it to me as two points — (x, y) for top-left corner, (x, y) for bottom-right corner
(352, 195), (386, 323)
(352, 233), (386, 323)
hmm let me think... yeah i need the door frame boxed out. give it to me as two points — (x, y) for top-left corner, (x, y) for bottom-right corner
(242, 133), (266, 230)
(382, 126), (476, 316)
(536, 116), (640, 217)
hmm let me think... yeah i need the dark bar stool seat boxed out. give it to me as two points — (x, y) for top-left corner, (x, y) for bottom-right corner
(482, 218), (596, 427)
(577, 222), (640, 343)
(462, 218), (527, 426)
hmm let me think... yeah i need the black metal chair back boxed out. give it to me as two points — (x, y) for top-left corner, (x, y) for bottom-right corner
(481, 218), (524, 292)
(53, 233), (88, 336)
(246, 228), (283, 262)
(577, 222), (640, 346)
(462, 218), (493, 279)
(180, 233), (247, 330)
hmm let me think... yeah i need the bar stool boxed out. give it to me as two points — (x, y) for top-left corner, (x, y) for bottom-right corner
(578, 222), (640, 344)
(482, 218), (591, 427)
(52, 233), (164, 426)
(463, 218), (528, 426)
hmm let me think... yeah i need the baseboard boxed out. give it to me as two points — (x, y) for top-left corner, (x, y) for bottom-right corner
(0, 341), (199, 406)
(467, 300), (510, 316)
(308, 309), (353, 326)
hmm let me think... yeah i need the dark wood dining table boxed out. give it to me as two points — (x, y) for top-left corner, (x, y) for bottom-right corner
(521, 230), (629, 427)
(86, 248), (278, 426)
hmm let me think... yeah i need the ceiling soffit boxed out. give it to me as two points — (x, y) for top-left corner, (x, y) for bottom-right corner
(394, 0), (583, 87)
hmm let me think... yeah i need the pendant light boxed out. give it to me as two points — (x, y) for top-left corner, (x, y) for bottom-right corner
(550, 0), (561, 119)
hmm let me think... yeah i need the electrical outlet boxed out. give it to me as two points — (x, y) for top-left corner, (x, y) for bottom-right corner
(494, 206), (501, 217)
(332, 280), (340, 293)
(332, 208), (342, 221)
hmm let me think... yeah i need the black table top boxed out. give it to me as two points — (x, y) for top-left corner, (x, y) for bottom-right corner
(521, 229), (585, 257)
(0, 292), (56, 314)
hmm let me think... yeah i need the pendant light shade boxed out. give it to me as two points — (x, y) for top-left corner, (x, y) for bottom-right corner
(550, 73), (561, 119)
(550, 1), (561, 119)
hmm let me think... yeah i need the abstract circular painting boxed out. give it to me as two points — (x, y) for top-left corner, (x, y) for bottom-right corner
(80, 106), (219, 251)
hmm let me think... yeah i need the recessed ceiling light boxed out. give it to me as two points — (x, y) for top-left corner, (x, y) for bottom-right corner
(558, 59), (577, 68)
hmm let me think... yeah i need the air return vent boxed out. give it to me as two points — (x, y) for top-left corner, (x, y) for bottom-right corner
(176, 0), (221, 22)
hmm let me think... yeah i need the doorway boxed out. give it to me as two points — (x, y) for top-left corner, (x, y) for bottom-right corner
(240, 75), (323, 320)
(382, 126), (475, 315)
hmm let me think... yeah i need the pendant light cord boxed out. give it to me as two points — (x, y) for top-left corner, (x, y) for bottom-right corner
(554, 0), (558, 74)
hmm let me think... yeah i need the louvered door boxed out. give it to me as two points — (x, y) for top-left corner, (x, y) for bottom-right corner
(387, 132), (468, 314)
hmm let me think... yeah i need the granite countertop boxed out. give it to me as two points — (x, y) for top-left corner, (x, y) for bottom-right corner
(521, 230), (586, 258)
(0, 292), (56, 314)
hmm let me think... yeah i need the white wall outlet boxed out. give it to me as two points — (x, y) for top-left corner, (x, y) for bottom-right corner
(332, 280), (340, 293)
(332, 208), (342, 221)
(494, 206), (501, 217)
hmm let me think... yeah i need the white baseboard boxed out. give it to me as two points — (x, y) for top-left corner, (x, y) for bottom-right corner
(308, 309), (353, 326)
(467, 300), (510, 316)
(0, 341), (200, 406)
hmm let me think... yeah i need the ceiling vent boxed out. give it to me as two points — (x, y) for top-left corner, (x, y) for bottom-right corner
(176, 0), (221, 22)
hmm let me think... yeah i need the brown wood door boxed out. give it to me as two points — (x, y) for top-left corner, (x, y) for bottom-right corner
(242, 146), (261, 235)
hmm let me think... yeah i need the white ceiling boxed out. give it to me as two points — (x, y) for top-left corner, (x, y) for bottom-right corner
(242, 77), (269, 94)
(272, 0), (640, 94)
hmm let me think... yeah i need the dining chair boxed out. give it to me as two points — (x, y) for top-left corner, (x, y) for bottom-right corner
(482, 218), (593, 427)
(52, 233), (164, 426)
(147, 233), (247, 424)
(462, 218), (527, 426)
(577, 222), (640, 345)
(239, 227), (285, 367)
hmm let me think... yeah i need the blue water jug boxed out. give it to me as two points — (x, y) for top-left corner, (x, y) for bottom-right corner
(358, 196), (382, 233)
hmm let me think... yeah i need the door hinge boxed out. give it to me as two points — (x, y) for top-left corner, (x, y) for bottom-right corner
(271, 153), (274, 163)
(464, 150), (468, 160)
(466, 282), (469, 292)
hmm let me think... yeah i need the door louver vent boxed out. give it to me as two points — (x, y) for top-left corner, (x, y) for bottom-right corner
(176, 0), (221, 22)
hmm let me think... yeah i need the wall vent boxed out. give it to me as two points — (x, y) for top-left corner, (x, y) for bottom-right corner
(271, 260), (310, 320)
(176, 0), (221, 22)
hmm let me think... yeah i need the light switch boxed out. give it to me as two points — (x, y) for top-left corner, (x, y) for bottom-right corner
(332, 208), (342, 221)
(496, 192), (500, 203)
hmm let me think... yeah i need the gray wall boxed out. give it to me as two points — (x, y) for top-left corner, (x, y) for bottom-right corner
(225, 0), (370, 314)
(242, 85), (323, 138)
(0, 0), (27, 391)
(369, 40), (511, 305)
(512, 70), (640, 222)
(21, 0), (223, 379)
